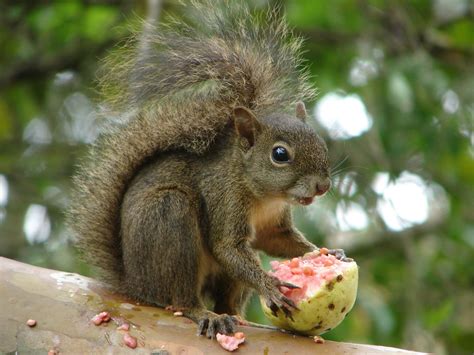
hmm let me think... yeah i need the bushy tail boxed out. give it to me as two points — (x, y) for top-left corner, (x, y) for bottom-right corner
(67, 0), (315, 286)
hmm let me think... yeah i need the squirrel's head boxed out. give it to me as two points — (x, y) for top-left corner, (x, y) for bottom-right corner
(233, 102), (330, 206)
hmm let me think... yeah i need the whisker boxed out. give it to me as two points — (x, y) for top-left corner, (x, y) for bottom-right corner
(331, 166), (353, 177)
(331, 155), (349, 172)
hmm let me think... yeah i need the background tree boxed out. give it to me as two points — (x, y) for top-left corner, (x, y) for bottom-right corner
(0, 1), (472, 353)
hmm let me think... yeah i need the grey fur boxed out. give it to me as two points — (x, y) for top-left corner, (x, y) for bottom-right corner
(67, 1), (315, 286)
(65, 2), (341, 339)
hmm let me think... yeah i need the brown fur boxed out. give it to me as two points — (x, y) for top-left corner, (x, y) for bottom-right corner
(66, 1), (329, 338)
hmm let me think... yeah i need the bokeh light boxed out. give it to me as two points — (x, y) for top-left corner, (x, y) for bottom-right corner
(314, 92), (373, 140)
(23, 204), (51, 244)
(373, 172), (430, 231)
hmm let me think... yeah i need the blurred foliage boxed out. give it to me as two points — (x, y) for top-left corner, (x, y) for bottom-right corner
(0, 1), (473, 353)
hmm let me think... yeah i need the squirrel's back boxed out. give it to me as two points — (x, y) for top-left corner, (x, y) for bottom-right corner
(67, 0), (315, 285)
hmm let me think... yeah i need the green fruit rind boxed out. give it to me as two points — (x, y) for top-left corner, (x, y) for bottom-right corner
(261, 261), (358, 335)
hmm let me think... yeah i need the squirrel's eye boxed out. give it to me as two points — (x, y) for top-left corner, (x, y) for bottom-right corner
(272, 146), (290, 163)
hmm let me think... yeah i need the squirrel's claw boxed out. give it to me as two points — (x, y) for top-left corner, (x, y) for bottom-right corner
(267, 300), (280, 317)
(206, 319), (217, 338)
(266, 295), (298, 320)
(278, 281), (301, 289)
(271, 275), (300, 290)
(281, 295), (299, 311)
(231, 315), (246, 326)
(265, 280), (300, 321)
(196, 313), (236, 339)
(328, 248), (352, 262)
(281, 304), (295, 321)
(197, 318), (209, 336)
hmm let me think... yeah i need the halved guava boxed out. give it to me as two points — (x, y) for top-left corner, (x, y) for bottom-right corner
(261, 250), (358, 335)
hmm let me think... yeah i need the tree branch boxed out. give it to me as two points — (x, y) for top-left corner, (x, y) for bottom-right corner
(0, 257), (426, 354)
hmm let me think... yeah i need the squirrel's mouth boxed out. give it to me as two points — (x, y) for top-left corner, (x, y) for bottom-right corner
(288, 196), (314, 206)
(297, 197), (314, 205)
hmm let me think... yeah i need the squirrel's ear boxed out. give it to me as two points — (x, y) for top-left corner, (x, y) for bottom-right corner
(295, 101), (307, 121)
(233, 107), (262, 147)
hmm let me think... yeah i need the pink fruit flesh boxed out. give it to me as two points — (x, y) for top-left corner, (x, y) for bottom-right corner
(117, 323), (130, 331)
(123, 333), (137, 349)
(98, 311), (111, 322)
(289, 258), (299, 268)
(216, 333), (245, 352)
(269, 252), (352, 304)
(91, 315), (103, 325)
(91, 311), (111, 325)
(26, 319), (36, 327)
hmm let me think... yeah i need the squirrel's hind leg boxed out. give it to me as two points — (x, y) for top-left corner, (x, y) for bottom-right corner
(121, 186), (236, 337)
(121, 188), (203, 308)
(212, 274), (253, 318)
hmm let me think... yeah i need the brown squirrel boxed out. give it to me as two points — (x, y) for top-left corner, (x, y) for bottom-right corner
(67, 1), (346, 338)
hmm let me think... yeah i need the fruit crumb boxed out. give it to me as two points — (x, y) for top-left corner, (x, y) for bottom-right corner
(123, 333), (138, 349)
(173, 311), (183, 317)
(98, 311), (110, 322)
(117, 323), (130, 331)
(91, 311), (111, 326)
(313, 335), (325, 344)
(234, 332), (245, 339)
(319, 247), (329, 255)
(216, 333), (245, 351)
(26, 319), (36, 327)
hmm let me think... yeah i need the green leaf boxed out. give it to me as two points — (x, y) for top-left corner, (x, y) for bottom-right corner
(424, 299), (454, 330)
(82, 6), (119, 42)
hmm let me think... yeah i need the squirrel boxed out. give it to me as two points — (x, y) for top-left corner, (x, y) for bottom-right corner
(67, 1), (346, 338)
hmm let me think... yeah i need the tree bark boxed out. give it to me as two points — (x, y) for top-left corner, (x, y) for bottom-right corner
(0, 257), (426, 354)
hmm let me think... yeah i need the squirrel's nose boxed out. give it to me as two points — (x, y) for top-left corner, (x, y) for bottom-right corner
(315, 179), (331, 196)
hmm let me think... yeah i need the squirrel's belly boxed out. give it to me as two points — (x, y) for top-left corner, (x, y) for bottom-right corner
(249, 197), (287, 232)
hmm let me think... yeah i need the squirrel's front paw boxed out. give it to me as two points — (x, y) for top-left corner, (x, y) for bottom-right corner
(327, 248), (353, 262)
(196, 313), (238, 339)
(262, 277), (300, 320)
